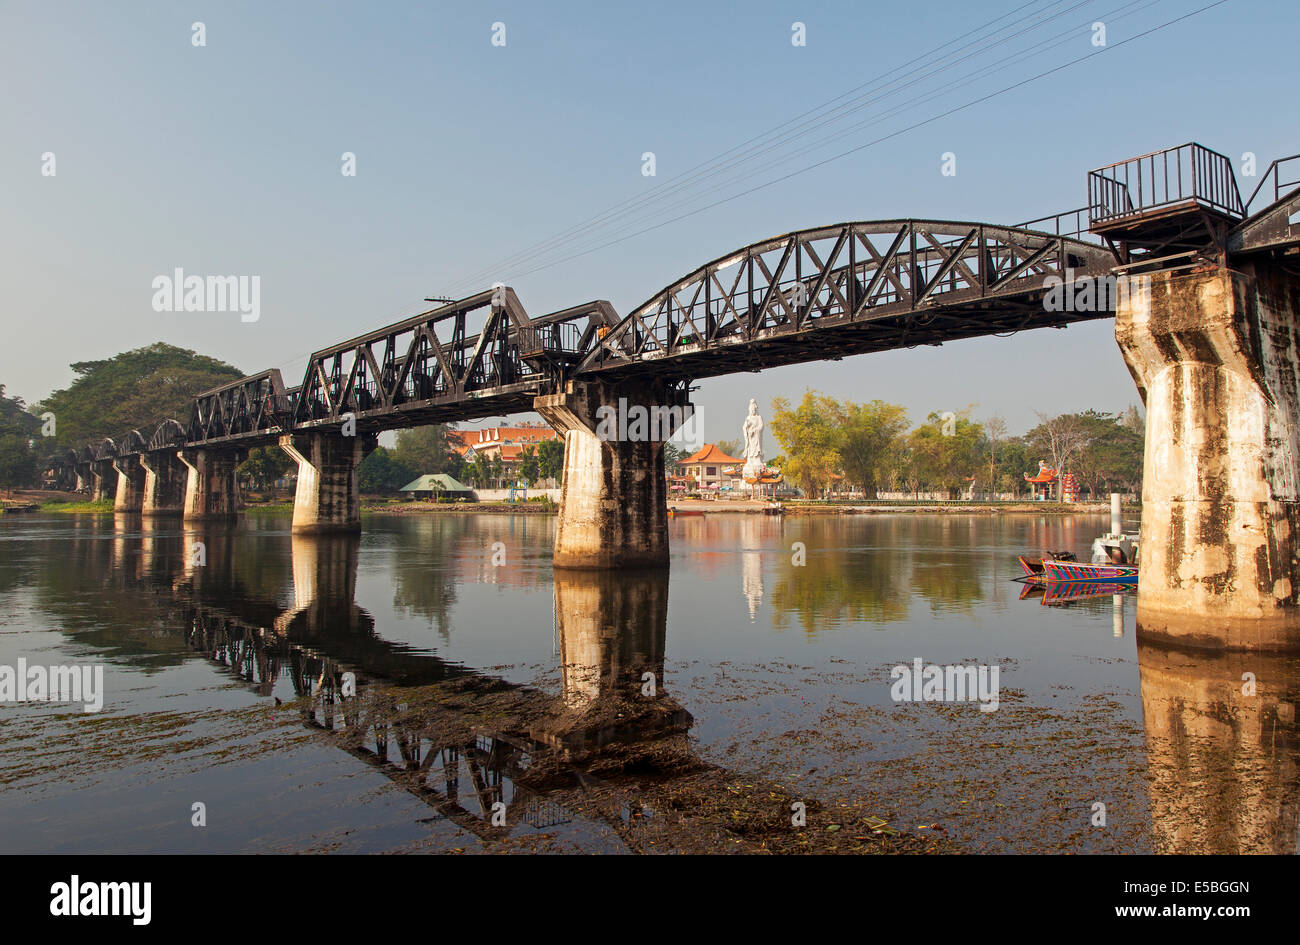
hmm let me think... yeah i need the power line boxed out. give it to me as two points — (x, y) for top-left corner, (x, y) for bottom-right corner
(443, 0), (1102, 294)
(489, 0), (1231, 287)
(463, 0), (1162, 286)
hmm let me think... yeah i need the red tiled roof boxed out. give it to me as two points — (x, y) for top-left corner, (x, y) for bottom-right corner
(680, 443), (744, 464)
(447, 426), (558, 448)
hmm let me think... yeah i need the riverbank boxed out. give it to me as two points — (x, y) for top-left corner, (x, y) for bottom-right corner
(359, 498), (1122, 516)
(669, 499), (1116, 515)
(18, 490), (1126, 518)
(362, 499), (557, 515)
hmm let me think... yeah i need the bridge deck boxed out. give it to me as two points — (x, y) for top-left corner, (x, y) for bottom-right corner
(63, 218), (1117, 461)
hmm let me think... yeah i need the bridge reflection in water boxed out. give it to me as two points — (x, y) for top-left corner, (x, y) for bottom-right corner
(57, 519), (1300, 852)
(161, 528), (697, 845)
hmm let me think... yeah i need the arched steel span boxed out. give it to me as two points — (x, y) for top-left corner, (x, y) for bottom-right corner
(575, 219), (1116, 381)
(147, 419), (187, 452)
(50, 217), (1117, 465)
(271, 219), (1116, 437)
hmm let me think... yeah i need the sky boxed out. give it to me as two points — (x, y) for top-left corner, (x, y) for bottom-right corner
(1, 0), (1293, 454)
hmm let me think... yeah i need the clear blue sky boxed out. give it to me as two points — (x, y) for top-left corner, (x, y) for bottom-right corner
(1, 0), (1292, 447)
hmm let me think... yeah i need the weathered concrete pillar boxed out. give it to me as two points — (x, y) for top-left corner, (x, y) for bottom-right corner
(1116, 263), (1300, 650)
(91, 461), (117, 502)
(178, 448), (243, 521)
(141, 451), (187, 516)
(112, 455), (146, 513)
(279, 433), (375, 534)
(535, 380), (691, 569)
(74, 463), (93, 493)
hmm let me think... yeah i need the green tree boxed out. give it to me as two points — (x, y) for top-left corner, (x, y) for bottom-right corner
(393, 424), (459, 475)
(1069, 410), (1144, 497)
(836, 400), (909, 497)
(992, 436), (1031, 495)
(465, 451), (492, 487)
(981, 414), (1007, 497)
(905, 411), (983, 496)
(238, 445), (293, 491)
(518, 445), (540, 486)
(0, 386), (40, 490)
(36, 343), (243, 450)
(537, 437), (564, 483)
(770, 391), (842, 498)
(357, 446), (416, 493)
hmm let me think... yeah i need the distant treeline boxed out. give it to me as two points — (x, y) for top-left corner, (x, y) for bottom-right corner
(763, 391), (1144, 499)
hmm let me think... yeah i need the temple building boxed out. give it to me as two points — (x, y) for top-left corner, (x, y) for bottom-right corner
(1023, 461), (1080, 501)
(1024, 461), (1058, 500)
(678, 443), (745, 491)
(447, 423), (561, 488)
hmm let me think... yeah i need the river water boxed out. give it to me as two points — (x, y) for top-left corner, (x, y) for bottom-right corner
(0, 511), (1295, 854)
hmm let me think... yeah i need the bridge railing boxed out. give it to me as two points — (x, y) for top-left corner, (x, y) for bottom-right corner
(517, 322), (581, 361)
(1243, 154), (1300, 214)
(1088, 142), (1245, 227)
(1017, 207), (1095, 241)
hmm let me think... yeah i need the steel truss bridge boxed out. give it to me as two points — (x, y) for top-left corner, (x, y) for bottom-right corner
(50, 143), (1300, 470)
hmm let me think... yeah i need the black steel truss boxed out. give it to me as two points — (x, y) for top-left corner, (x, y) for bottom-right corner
(574, 220), (1115, 380)
(189, 369), (292, 444)
(51, 218), (1118, 463)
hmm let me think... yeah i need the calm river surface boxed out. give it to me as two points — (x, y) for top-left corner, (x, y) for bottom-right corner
(0, 511), (1296, 854)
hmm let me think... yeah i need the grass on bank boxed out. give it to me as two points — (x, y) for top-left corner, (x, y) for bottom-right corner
(38, 498), (115, 513)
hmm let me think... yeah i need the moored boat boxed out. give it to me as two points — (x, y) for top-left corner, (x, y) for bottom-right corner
(1017, 551), (1076, 582)
(1041, 559), (1138, 583)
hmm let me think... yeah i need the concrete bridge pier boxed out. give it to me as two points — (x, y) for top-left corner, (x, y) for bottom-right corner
(1116, 263), (1300, 651)
(91, 461), (117, 502)
(74, 462), (93, 493)
(178, 448), (244, 521)
(279, 433), (376, 534)
(535, 379), (692, 569)
(141, 451), (187, 516)
(112, 455), (146, 513)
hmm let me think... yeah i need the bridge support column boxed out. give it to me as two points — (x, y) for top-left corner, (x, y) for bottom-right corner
(141, 451), (187, 516)
(112, 456), (145, 513)
(535, 380), (691, 569)
(91, 461), (117, 502)
(178, 448), (243, 521)
(74, 463), (92, 493)
(1116, 263), (1300, 651)
(279, 433), (375, 534)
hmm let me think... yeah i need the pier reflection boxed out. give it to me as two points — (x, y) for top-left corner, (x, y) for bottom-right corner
(1138, 641), (1300, 853)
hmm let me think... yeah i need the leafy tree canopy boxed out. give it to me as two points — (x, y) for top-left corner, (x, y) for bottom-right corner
(37, 343), (243, 451)
(393, 424), (463, 478)
(0, 385), (40, 489)
(358, 446), (417, 493)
